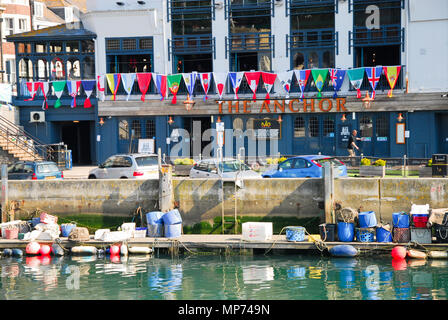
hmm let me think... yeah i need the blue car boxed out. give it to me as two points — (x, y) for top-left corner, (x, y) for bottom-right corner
(262, 155), (348, 178)
(7, 161), (64, 180)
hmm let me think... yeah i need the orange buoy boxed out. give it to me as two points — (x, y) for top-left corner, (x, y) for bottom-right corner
(391, 246), (407, 259)
(39, 244), (51, 256)
(26, 241), (41, 255)
(110, 245), (120, 255)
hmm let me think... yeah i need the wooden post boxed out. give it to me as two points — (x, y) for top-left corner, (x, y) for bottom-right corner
(158, 148), (173, 212)
(323, 162), (334, 224)
(1, 164), (7, 223)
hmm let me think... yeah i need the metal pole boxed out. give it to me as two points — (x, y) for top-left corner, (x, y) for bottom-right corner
(323, 162), (334, 224)
(1, 164), (8, 223)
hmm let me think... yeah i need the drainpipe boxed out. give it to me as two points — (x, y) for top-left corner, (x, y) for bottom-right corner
(29, 0), (34, 31)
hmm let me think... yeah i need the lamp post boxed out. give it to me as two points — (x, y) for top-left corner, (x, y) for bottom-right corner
(0, 7), (6, 84)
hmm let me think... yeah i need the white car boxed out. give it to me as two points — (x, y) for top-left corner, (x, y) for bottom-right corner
(189, 158), (261, 179)
(88, 153), (159, 179)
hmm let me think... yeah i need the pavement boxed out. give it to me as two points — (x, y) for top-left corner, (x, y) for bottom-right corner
(63, 166), (97, 179)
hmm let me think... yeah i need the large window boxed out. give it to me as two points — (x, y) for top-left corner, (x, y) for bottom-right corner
(106, 37), (153, 74)
(294, 117), (305, 138)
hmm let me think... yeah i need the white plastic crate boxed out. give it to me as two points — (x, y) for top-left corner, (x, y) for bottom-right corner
(242, 222), (273, 242)
(133, 229), (147, 238)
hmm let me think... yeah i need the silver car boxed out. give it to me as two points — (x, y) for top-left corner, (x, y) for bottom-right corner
(88, 153), (159, 179)
(189, 158), (261, 179)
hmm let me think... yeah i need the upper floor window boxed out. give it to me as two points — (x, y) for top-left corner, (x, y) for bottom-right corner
(34, 2), (44, 18)
(4, 18), (14, 37)
(106, 37), (153, 74)
(18, 19), (27, 32)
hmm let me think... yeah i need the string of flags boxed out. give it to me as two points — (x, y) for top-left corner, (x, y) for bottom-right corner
(24, 66), (402, 110)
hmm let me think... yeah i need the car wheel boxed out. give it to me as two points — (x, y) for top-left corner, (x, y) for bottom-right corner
(88, 175), (96, 179)
(120, 177), (128, 179)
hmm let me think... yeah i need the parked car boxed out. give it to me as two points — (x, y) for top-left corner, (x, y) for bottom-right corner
(261, 155), (348, 178)
(88, 153), (159, 179)
(189, 158), (261, 179)
(7, 161), (64, 180)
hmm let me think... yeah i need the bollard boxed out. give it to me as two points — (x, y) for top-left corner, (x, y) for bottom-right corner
(323, 162), (335, 224)
(1, 164), (7, 223)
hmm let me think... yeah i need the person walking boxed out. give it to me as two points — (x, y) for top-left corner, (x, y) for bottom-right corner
(347, 129), (361, 156)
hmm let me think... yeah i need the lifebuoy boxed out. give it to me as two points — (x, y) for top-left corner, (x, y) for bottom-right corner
(251, 163), (260, 171)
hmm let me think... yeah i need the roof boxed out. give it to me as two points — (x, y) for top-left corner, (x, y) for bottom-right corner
(42, 0), (87, 13)
(6, 22), (96, 42)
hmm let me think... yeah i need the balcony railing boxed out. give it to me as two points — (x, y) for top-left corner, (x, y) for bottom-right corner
(225, 0), (273, 19)
(168, 0), (215, 22)
(349, 24), (405, 53)
(349, 0), (404, 13)
(287, 29), (338, 56)
(18, 80), (96, 101)
(168, 35), (215, 60)
(287, 0), (337, 16)
(226, 32), (274, 58)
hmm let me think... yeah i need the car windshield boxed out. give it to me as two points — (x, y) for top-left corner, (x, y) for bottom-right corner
(135, 156), (158, 167)
(218, 160), (251, 173)
(314, 158), (343, 166)
(37, 163), (59, 173)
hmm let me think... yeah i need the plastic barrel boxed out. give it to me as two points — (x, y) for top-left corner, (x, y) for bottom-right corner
(319, 223), (336, 241)
(376, 227), (393, 242)
(147, 224), (164, 237)
(393, 212), (410, 228)
(146, 211), (164, 225)
(337, 222), (355, 242)
(61, 223), (76, 237)
(358, 211), (377, 228)
(164, 223), (182, 238)
(162, 209), (182, 225)
(31, 217), (41, 227)
(285, 227), (305, 242)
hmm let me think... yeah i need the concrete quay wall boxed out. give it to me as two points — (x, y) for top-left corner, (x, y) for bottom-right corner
(6, 178), (448, 225)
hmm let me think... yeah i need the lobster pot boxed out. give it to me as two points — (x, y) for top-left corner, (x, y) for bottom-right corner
(356, 228), (375, 242)
(393, 227), (410, 243)
(393, 212), (410, 228)
(319, 223), (336, 242)
(376, 227), (392, 243)
(147, 224), (164, 237)
(410, 227), (432, 244)
(285, 227), (305, 242)
(434, 225), (448, 243)
(358, 211), (377, 228)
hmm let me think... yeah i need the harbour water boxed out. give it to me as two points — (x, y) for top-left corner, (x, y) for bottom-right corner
(0, 253), (447, 300)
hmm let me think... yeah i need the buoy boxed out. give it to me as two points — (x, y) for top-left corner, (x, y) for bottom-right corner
(39, 245), (51, 256)
(392, 258), (407, 271)
(110, 245), (120, 255)
(39, 255), (51, 265)
(71, 246), (97, 255)
(110, 254), (120, 263)
(26, 256), (40, 267)
(391, 246), (407, 259)
(11, 249), (23, 258)
(120, 244), (128, 256)
(26, 241), (41, 255)
(128, 246), (153, 254)
(329, 245), (359, 257)
(2, 249), (12, 257)
(429, 251), (448, 259)
(407, 249), (427, 260)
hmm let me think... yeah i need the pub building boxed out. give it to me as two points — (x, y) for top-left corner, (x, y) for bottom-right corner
(6, 0), (448, 165)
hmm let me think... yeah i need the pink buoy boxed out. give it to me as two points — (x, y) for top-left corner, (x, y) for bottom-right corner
(392, 258), (407, 271)
(26, 241), (41, 255)
(39, 244), (51, 256)
(110, 245), (120, 255)
(391, 246), (407, 260)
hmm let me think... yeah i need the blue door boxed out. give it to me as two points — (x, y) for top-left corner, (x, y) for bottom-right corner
(358, 113), (390, 157)
(293, 115), (336, 156)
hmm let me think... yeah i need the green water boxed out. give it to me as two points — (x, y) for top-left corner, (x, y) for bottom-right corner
(0, 253), (447, 300)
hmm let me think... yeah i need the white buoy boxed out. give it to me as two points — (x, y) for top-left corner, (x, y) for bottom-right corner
(128, 246), (153, 254)
(71, 246), (97, 255)
(120, 244), (128, 256)
(429, 251), (448, 259)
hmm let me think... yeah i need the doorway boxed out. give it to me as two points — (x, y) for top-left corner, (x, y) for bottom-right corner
(183, 117), (212, 158)
(60, 121), (92, 165)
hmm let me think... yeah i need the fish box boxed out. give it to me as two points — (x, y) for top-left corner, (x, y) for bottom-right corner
(242, 222), (273, 242)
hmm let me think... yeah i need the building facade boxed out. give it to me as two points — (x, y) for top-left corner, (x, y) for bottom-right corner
(8, 0), (448, 165)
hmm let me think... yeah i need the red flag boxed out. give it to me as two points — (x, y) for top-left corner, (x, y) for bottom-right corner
(137, 73), (152, 102)
(261, 72), (277, 104)
(244, 71), (261, 101)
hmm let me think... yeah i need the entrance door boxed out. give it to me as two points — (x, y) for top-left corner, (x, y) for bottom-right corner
(293, 115), (336, 156)
(61, 121), (92, 165)
(358, 113), (390, 157)
(183, 117), (212, 158)
(438, 114), (448, 154)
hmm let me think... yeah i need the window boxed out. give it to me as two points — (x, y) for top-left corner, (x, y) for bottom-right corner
(34, 2), (44, 18)
(294, 117), (305, 138)
(360, 116), (373, 137)
(376, 115), (389, 138)
(293, 158), (309, 169)
(323, 117), (335, 137)
(65, 7), (74, 23)
(309, 117), (319, 137)
(18, 19), (27, 32)
(103, 156), (116, 168)
(37, 163), (59, 173)
(145, 119), (156, 139)
(4, 18), (14, 37)
(113, 156), (132, 168)
(135, 156), (158, 167)
(119, 120), (129, 140)
(106, 38), (153, 74)
(279, 159), (294, 170)
(131, 120), (141, 139)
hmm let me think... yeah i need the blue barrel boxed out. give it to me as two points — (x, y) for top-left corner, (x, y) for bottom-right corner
(356, 228), (375, 242)
(376, 227), (393, 242)
(162, 209), (182, 225)
(393, 212), (410, 228)
(31, 217), (40, 227)
(164, 223), (182, 238)
(146, 211), (164, 225)
(147, 224), (164, 237)
(358, 211), (377, 228)
(337, 222), (355, 242)
(61, 223), (76, 237)
(285, 227), (305, 242)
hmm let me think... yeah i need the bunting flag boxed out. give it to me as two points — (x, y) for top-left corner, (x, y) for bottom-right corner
(293, 69), (311, 101)
(365, 66), (383, 100)
(66, 80), (81, 108)
(97, 75), (105, 102)
(82, 80), (96, 108)
(199, 72), (212, 101)
(347, 68), (365, 98)
(136, 73), (152, 102)
(153, 73), (167, 101)
(182, 72), (198, 99)
(167, 74), (182, 104)
(329, 69), (346, 98)
(40, 82), (50, 110)
(261, 72), (277, 104)
(311, 69), (329, 98)
(277, 71), (294, 99)
(228, 72), (244, 99)
(383, 66), (401, 98)
(244, 71), (261, 101)
(52, 80), (66, 109)
(213, 72), (227, 100)
(121, 73), (136, 101)
(106, 73), (121, 101)
(25, 82), (40, 101)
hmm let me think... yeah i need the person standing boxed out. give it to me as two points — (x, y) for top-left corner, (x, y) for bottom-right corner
(347, 129), (361, 157)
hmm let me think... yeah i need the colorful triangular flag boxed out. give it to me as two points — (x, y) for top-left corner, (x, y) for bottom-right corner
(383, 66), (401, 98)
(261, 72), (277, 104)
(52, 80), (66, 109)
(66, 80), (81, 108)
(136, 73), (152, 102)
(153, 73), (167, 101)
(277, 71), (294, 99)
(121, 73), (136, 101)
(311, 69), (329, 98)
(228, 72), (244, 100)
(182, 72), (198, 99)
(244, 71), (261, 101)
(347, 68), (365, 98)
(82, 80), (96, 108)
(365, 66), (383, 99)
(106, 73), (121, 101)
(213, 72), (227, 100)
(167, 74), (182, 104)
(199, 72), (212, 101)
(97, 75), (105, 102)
(293, 69), (311, 101)
(329, 69), (346, 98)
